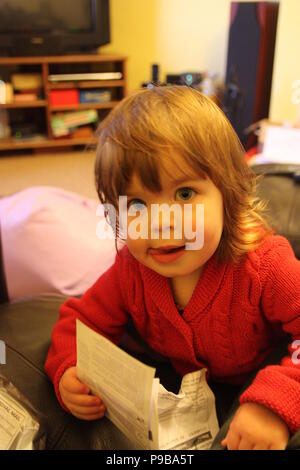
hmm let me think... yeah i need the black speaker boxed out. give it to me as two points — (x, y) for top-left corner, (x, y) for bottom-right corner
(223, 1), (279, 149)
(151, 64), (160, 84)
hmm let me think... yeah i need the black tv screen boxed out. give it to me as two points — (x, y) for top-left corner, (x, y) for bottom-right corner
(0, 0), (110, 56)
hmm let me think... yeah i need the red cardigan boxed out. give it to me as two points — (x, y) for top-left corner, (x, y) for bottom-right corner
(45, 235), (300, 433)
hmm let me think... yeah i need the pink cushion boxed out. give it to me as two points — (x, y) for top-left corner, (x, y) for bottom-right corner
(0, 187), (116, 301)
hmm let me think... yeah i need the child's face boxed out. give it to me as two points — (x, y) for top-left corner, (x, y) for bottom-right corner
(123, 154), (224, 280)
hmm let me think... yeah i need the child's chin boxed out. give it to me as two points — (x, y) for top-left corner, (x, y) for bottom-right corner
(149, 262), (190, 277)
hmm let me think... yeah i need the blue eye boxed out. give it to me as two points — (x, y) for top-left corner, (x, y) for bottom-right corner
(128, 199), (147, 212)
(175, 188), (195, 201)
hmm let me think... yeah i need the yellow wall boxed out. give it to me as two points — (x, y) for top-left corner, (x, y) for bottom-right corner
(101, 0), (298, 123)
(102, 0), (231, 92)
(101, 0), (159, 92)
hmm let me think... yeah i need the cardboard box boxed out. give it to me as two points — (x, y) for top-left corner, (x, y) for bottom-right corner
(49, 89), (79, 107)
(79, 89), (111, 104)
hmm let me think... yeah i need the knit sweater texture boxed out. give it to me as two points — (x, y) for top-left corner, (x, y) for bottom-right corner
(45, 235), (300, 433)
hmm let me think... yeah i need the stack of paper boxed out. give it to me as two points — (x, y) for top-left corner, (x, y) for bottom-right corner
(257, 125), (300, 165)
(76, 320), (219, 450)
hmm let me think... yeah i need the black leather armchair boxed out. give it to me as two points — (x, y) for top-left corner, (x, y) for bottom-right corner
(1, 163), (300, 450)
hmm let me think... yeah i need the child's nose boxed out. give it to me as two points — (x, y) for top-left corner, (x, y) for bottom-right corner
(150, 205), (182, 239)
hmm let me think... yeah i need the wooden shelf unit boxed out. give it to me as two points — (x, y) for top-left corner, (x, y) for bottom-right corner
(0, 100), (48, 109)
(49, 100), (120, 112)
(0, 54), (127, 152)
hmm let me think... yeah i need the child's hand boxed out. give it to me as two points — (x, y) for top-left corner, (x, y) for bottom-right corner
(59, 366), (106, 420)
(221, 402), (290, 450)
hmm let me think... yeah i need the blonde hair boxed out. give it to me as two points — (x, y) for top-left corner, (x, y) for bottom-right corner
(95, 86), (272, 264)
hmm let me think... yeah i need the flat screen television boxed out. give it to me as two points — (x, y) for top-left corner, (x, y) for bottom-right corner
(0, 0), (110, 56)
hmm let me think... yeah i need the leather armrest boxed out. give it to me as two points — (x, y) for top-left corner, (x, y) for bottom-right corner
(0, 296), (134, 449)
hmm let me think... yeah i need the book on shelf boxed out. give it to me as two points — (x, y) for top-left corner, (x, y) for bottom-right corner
(11, 73), (43, 91)
(48, 72), (122, 82)
(79, 89), (111, 104)
(0, 80), (5, 104)
(0, 109), (10, 139)
(69, 126), (95, 139)
(51, 109), (98, 137)
(0, 81), (13, 104)
(49, 89), (79, 107)
(14, 93), (40, 102)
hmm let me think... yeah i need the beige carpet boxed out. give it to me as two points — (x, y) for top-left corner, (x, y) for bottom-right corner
(0, 150), (98, 200)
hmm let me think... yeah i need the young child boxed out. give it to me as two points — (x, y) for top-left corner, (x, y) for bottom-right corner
(45, 86), (300, 450)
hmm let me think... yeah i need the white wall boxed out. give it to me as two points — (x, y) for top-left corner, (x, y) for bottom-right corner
(154, 0), (230, 82)
(269, 0), (300, 122)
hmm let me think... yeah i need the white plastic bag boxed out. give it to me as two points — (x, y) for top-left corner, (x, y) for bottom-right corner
(0, 375), (46, 450)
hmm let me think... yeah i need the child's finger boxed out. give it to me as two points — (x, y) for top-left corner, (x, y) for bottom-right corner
(65, 392), (104, 408)
(70, 403), (105, 416)
(61, 367), (90, 393)
(253, 443), (269, 450)
(269, 441), (288, 450)
(238, 437), (254, 450)
(72, 411), (105, 421)
(65, 379), (90, 395)
(221, 438), (227, 447)
(70, 404), (106, 421)
(223, 432), (241, 450)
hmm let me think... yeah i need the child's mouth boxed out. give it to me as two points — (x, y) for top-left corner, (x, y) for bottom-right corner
(148, 245), (186, 263)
